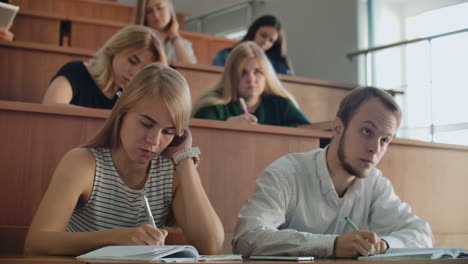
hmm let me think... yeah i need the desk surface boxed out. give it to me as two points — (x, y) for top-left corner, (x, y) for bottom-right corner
(1, 255), (468, 264)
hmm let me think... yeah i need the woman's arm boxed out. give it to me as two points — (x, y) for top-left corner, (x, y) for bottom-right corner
(24, 148), (167, 256)
(166, 131), (224, 254)
(166, 13), (196, 64)
(42, 76), (73, 105)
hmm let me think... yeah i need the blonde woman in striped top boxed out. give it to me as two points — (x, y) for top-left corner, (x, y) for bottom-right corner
(25, 63), (224, 256)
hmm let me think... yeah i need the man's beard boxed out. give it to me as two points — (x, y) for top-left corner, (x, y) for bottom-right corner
(337, 128), (367, 178)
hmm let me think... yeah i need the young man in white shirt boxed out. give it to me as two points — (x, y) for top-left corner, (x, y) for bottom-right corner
(232, 87), (433, 259)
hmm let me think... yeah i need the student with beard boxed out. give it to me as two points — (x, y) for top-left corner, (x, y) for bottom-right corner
(232, 87), (433, 259)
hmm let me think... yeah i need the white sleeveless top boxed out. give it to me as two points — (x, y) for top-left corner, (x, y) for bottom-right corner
(66, 148), (173, 232)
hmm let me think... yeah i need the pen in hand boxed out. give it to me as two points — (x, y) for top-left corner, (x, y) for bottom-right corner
(239, 97), (248, 114)
(142, 195), (157, 228)
(344, 217), (379, 255)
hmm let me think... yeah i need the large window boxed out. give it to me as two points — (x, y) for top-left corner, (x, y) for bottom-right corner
(365, 0), (468, 145)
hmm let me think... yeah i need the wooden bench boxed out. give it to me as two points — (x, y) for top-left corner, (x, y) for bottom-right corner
(0, 41), (354, 122)
(10, 0), (135, 23)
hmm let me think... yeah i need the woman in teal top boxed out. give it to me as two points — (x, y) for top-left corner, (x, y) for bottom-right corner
(193, 41), (310, 127)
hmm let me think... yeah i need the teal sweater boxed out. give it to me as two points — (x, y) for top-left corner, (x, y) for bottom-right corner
(194, 95), (311, 127)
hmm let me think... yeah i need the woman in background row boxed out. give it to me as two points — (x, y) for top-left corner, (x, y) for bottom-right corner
(212, 15), (294, 75)
(194, 41), (309, 127)
(43, 25), (166, 109)
(136, 0), (197, 64)
(26, 63), (224, 255)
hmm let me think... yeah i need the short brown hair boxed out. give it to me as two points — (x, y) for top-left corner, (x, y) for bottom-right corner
(337, 87), (402, 127)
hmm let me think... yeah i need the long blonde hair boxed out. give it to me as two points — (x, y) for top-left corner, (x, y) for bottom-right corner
(87, 25), (167, 89)
(84, 63), (191, 149)
(193, 41), (298, 113)
(135, 0), (176, 29)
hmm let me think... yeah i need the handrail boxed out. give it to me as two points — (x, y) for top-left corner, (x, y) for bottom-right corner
(185, 0), (264, 23)
(347, 27), (468, 59)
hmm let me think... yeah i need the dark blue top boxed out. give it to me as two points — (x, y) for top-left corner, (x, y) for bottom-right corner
(212, 48), (293, 75)
(51, 61), (117, 109)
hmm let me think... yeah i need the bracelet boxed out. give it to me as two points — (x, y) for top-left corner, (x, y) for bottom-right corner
(172, 147), (200, 168)
(169, 35), (181, 44)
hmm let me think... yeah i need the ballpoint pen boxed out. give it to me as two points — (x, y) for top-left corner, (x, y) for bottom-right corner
(345, 217), (379, 255)
(142, 195), (157, 228)
(239, 97), (248, 114)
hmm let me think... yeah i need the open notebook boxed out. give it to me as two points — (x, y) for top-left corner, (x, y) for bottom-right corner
(358, 248), (468, 261)
(77, 245), (243, 262)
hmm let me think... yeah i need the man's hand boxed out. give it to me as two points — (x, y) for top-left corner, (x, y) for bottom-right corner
(334, 230), (386, 258)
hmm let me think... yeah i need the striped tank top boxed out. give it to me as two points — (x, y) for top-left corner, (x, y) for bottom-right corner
(66, 148), (173, 232)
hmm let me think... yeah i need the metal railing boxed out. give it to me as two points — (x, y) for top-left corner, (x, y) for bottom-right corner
(184, 0), (264, 33)
(347, 27), (468, 143)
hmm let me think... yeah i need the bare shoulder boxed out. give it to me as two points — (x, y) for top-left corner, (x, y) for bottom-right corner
(42, 76), (73, 104)
(53, 148), (96, 189)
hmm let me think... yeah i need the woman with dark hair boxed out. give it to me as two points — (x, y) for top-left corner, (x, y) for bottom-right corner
(212, 15), (294, 75)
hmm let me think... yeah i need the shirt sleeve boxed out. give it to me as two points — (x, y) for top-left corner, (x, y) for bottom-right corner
(232, 164), (338, 258)
(181, 38), (197, 63)
(212, 49), (228, 66)
(283, 99), (311, 127)
(369, 174), (434, 248)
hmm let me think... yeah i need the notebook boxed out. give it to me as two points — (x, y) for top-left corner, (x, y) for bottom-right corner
(77, 245), (243, 262)
(358, 247), (468, 261)
(250, 256), (314, 261)
(0, 2), (19, 30)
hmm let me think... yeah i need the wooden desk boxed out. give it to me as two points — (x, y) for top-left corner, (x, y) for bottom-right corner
(1, 255), (468, 264)
(0, 41), (92, 103)
(10, 0), (135, 23)
(12, 10), (128, 50)
(0, 41), (354, 122)
(0, 101), (322, 253)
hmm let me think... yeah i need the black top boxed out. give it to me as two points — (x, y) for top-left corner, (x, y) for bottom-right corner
(51, 61), (117, 109)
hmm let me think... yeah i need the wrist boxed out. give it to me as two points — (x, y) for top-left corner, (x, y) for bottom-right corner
(169, 34), (181, 44)
(172, 147), (200, 169)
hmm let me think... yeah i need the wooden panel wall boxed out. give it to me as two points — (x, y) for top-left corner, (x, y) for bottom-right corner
(10, 0), (135, 23)
(378, 140), (468, 248)
(0, 41), (92, 103)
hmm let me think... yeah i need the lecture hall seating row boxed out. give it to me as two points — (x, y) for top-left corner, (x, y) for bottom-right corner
(10, 1), (238, 64)
(1, 101), (468, 254)
(0, 40), (350, 122)
(10, 0), (136, 23)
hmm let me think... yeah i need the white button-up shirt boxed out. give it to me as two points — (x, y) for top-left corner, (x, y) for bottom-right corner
(232, 148), (433, 258)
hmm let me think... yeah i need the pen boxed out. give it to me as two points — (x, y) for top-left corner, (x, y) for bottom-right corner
(344, 217), (378, 255)
(142, 195), (157, 228)
(239, 97), (248, 114)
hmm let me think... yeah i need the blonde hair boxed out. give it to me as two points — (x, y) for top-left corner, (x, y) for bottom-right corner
(84, 63), (192, 148)
(135, 0), (176, 29)
(87, 25), (167, 89)
(193, 41), (298, 113)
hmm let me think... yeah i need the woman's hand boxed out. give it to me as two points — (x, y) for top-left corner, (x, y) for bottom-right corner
(227, 113), (258, 125)
(167, 12), (180, 39)
(162, 129), (192, 159)
(113, 224), (168, 245)
(0, 29), (14, 41)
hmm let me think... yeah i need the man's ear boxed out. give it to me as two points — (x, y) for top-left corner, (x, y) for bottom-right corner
(332, 117), (344, 137)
